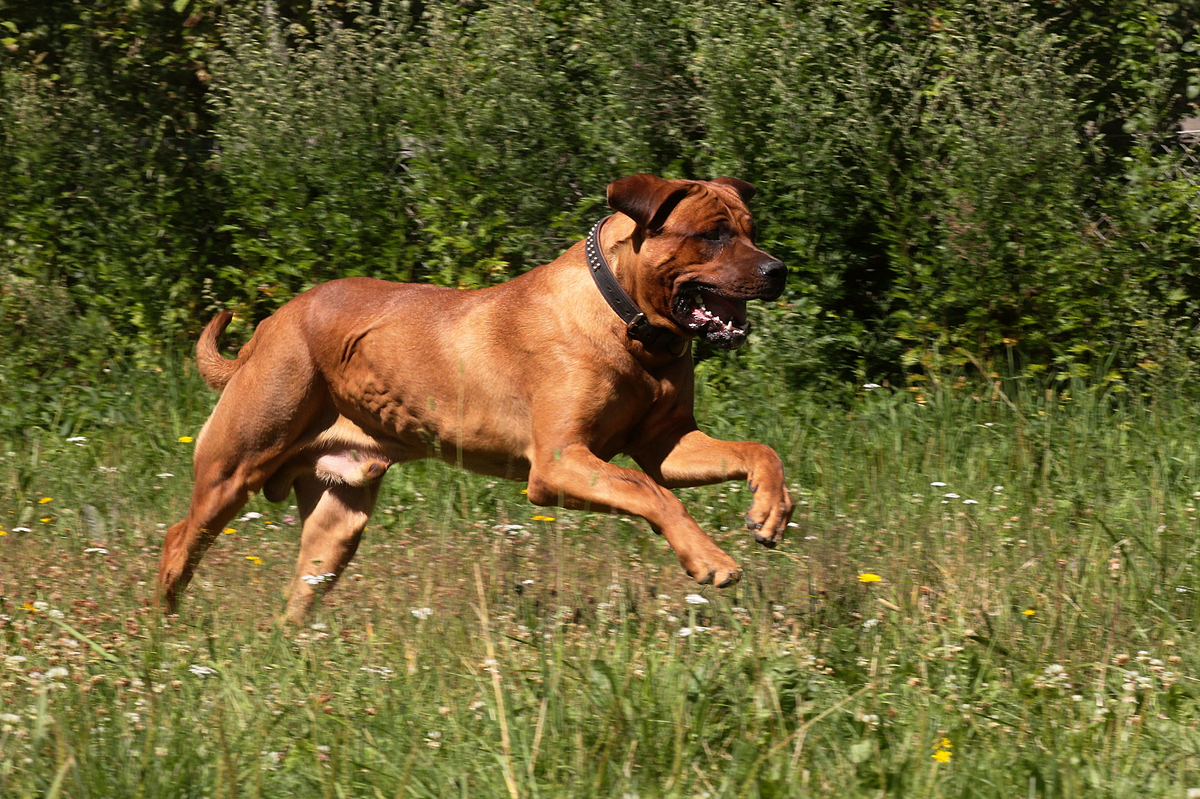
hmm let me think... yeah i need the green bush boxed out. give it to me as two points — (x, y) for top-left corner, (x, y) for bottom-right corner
(0, 0), (1197, 423)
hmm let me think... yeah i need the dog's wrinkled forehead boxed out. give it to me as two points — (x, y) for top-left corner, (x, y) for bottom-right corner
(606, 174), (756, 235)
(667, 185), (754, 237)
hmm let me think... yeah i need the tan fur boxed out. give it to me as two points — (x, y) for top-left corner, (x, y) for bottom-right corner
(158, 175), (795, 623)
(195, 311), (239, 391)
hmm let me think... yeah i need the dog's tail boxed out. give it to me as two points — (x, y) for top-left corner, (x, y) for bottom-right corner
(196, 311), (240, 392)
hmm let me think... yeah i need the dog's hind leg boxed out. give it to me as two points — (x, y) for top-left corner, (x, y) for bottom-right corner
(157, 340), (327, 614)
(157, 456), (261, 614)
(279, 473), (382, 624)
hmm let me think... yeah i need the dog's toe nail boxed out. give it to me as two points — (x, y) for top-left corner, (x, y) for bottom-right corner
(753, 530), (777, 548)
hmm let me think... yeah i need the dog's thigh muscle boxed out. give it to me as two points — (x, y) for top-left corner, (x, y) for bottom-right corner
(280, 474), (380, 623)
(196, 337), (327, 458)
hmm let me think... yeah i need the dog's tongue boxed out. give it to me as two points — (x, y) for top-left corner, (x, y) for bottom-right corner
(699, 290), (747, 326)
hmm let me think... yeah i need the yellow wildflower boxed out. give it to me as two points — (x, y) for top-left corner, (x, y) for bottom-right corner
(940, 738), (952, 749)
(39, 517), (52, 523)
(0, 529), (7, 536)
(38, 497), (53, 504)
(1023, 609), (1035, 616)
(532, 515), (555, 522)
(932, 750), (951, 763)
(858, 573), (882, 583)
(178, 436), (194, 444)
(245, 555), (263, 566)
(223, 528), (236, 535)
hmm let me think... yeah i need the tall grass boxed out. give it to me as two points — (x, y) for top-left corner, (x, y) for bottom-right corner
(1, 362), (1199, 797)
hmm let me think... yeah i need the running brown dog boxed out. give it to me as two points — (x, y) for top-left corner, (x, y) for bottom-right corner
(157, 174), (794, 622)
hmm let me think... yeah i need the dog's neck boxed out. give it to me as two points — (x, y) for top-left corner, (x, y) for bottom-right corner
(587, 216), (688, 358)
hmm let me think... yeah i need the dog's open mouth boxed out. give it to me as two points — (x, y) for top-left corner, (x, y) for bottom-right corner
(674, 285), (751, 349)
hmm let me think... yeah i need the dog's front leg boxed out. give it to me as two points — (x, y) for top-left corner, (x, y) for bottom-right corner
(527, 443), (741, 587)
(634, 426), (794, 548)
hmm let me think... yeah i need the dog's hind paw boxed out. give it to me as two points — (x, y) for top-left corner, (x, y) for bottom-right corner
(683, 555), (741, 588)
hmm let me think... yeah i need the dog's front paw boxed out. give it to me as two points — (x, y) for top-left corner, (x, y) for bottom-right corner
(679, 548), (741, 588)
(745, 483), (794, 548)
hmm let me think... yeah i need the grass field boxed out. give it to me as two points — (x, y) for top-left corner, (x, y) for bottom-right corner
(1, 359), (1199, 797)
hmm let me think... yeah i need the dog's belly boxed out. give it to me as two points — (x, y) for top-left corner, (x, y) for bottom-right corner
(266, 410), (533, 501)
(443, 449), (532, 481)
(379, 412), (534, 481)
(312, 438), (531, 483)
(314, 377), (537, 479)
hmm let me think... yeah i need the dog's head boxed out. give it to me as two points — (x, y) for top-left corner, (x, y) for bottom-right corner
(606, 174), (786, 350)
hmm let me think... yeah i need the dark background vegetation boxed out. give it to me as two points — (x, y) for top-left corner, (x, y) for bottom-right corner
(1, 0), (1198, 430)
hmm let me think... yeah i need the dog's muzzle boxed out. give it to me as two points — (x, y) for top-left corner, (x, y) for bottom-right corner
(673, 259), (786, 350)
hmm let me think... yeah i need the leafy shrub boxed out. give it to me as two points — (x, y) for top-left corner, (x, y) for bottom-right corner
(0, 0), (1197, 421)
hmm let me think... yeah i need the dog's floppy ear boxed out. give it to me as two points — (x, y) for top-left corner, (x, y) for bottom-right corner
(607, 174), (693, 231)
(711, 176), (756, 204)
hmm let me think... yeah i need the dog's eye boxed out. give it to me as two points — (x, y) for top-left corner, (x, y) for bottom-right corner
(701, 229), (724, 242)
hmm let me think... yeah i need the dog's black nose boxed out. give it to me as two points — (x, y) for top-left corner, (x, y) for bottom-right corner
(759, 259), (787, 293)
(759, 258), (786, 280)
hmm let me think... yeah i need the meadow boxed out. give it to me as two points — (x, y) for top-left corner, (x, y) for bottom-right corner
(1, 357), (1198, 798)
